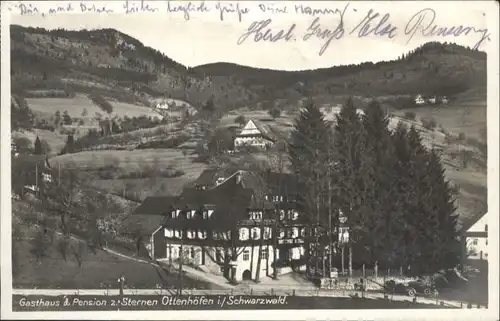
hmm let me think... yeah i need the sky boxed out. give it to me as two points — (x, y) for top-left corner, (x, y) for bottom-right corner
(5, 1), (498, 70)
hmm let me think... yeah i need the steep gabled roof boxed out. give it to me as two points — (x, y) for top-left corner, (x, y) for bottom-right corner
(133, 196), (178, 215)
(460, 212), (488, 233)
(237, 119), (278, 142)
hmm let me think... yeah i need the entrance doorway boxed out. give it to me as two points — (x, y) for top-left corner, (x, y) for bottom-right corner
(242, 269), (252, 280)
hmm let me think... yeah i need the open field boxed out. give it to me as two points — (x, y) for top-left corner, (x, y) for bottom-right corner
(26, 94), (162, 119)
(12, 129), (67, 155)
(392, 102), (486, 141)
(12, 221), (214, 290)
(49, 148), (208, 201)
(50, 148), (206, 175)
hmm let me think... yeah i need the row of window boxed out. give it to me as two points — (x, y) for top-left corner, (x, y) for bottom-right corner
(164, 227), (311, 240)
(242, 248), (268, 261)
(168, 209), (215, 220)
(167, 208), (300, 221)
(239, 227), (304, 240)
(166, 245), (199, 259)
(248, 210), (300, 221)
(265, 195), (297, 202)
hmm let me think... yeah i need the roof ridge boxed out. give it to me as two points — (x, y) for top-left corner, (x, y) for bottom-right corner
(207, 169), (245, 190)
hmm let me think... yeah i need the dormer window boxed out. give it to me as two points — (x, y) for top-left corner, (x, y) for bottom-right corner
(251, 211), (262, 220)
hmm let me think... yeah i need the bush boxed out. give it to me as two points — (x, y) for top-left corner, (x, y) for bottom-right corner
(136, 135), (191, 149)
(421, 118), (437, 130)
(119, 165), (184, 179)
(403, 111), (416, 121)
(235, 115), (246, 126)
(268, 107), (281, 119)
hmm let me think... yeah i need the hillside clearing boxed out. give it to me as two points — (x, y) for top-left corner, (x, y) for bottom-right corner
(26, 94), (162, 119)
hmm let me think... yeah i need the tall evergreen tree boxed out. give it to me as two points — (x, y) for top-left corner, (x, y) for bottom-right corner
(289, 99), (330, 275)
(332, 97), (372, 275)
(414, 148), (460, 273)
(361, 101), (396, 266)
(34, 136), (43, 155)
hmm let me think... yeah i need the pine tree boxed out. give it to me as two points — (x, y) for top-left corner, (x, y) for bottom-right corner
(361, 101), (396, 266)
(415, 148), (460, 273)
(332, 97), (372, 275)
(65, 134), (75, 154)
(288, 99), (330, 276)
(34, 136), (43, 155)
(390, 122), (413, 268)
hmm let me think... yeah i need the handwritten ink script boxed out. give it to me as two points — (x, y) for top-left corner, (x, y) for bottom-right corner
(6, 1), (492, 55)
(237, 4), (491, 55)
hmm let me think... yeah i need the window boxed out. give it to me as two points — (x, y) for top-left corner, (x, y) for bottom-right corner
(292, 227), (299, 238)
(186, 211), (192, 219)
(190, 248), (196, 258)
(239, 228), (249, 241)
(263, 227), (271, 240)
(260, 248), (268, 260)
(243, 250), (250, 261)
(251, 227), (260, 240)
(473, 238), (478, 245)
(187, 230), (195, 239)
(216, 249), (223, 262)
(279, 210), (285, 220)
(292, 211), (299, 220)
(251, 212), (262, 220)
(198, 231), (207, 239)
(279, 229), (285, 239)
(165, 229), (173, 237)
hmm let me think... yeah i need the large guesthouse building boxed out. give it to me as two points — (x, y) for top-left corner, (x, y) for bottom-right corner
(132, 169), (312, 281)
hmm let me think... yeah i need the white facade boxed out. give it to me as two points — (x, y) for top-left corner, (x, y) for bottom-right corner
(415, 95), (425, 105)
(234, 120), (274, 151)
(466, 213), (488, 260)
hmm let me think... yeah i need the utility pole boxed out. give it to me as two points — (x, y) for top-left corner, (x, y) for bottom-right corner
(35, 162), (38, 198)
(179, 226), (184, 296)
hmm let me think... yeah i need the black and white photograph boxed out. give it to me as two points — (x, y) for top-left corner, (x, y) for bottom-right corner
(1, 1), (498, 319)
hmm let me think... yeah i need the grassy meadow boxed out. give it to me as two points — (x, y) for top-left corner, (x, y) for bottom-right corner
(26, 94), (162, 120)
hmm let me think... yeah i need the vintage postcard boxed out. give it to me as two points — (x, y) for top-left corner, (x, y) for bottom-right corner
(1, 0), (498, 320)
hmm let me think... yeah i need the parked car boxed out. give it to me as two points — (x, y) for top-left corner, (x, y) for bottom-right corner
(384, 280), (417, 297)
(408, 279), (439, 296)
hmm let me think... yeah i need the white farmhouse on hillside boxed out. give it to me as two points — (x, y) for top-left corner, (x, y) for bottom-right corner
(234, 119), (276, 151)
(441, 96), (449, 104)
(463, 212), (488, 261)
(428, 96), (437, 104)
(415, 95), (425, 105)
